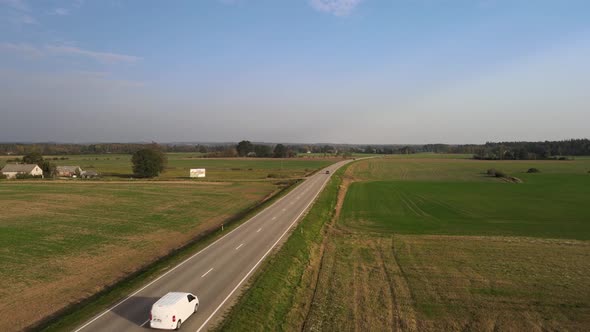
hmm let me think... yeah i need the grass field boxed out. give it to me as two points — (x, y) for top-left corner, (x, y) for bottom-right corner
(0, 153), (336, 180)
(0, 155), (335, 331)
(221, 155), (590, 331)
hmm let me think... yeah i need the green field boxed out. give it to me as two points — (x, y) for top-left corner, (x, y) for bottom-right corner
(0, 156), (336, 331)
(0, 153), (336, 180)
(341, 177), (590, 239)
(221, 155), (590, 331)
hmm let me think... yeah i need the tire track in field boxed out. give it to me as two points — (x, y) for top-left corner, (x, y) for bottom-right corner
(414, 194), (477, 219)
(398, 191), (431, 218)
(389, 236), (418, 331)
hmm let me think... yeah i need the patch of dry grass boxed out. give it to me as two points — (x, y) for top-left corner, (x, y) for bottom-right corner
(394, 235), (590, 331)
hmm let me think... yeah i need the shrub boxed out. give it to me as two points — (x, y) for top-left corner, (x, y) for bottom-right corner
(15, 174), (43, 179)
(486, 168), (497, 176)
(494, 170), (507, 178)
(527, 168), (540, 173)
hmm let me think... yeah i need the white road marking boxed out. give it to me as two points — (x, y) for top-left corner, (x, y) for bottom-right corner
(141, 319), (149, 327)
(272, 216), (277, 220)
(201, 268), (214, 278)
(236, 243), (244, 250)
(257, 228), (262, 233)
(195, 168), (334, 332)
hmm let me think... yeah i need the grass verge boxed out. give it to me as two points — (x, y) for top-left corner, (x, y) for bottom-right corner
(215, 165), (347, 331)
(35, 179), (300, 332)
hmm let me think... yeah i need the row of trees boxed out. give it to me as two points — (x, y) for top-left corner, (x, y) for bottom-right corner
(2, 139), (589, 159)
(236, 141), (295, 158)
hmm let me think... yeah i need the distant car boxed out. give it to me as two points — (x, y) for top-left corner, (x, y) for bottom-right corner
(150, 292), (199, 330)
(325, 170), (330, 174)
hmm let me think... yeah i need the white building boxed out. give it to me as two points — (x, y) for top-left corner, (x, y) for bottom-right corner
(1, 164), (44, 179)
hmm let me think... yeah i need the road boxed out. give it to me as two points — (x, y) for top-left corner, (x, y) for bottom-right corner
(74, 160), (350, 332)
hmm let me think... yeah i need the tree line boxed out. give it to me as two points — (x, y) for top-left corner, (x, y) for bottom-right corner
(1, 139), (588, 159)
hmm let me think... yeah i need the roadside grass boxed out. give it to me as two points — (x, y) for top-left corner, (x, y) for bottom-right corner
(215, 165), (345, 331)
(0, 180), (280, 331)
(0, 153), (336, 180)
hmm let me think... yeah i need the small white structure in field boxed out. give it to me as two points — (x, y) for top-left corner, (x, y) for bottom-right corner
(190, 168), (206, 178)
(1, 164), (44, 179)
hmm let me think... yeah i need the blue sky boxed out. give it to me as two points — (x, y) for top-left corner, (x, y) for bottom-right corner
(1, 0), (589, 143)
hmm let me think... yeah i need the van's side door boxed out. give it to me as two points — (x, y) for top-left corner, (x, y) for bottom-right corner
(185, 294), (197, 319)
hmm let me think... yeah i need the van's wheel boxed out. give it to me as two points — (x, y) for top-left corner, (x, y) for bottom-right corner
(175, 320), (182, 330)
(194, 303), (198, 312)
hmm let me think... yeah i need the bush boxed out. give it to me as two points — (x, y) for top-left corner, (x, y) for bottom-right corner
(15, 173), (43, 179)
(486, 168), (497, 176)
(494, 170), (507, 178)
(527, 168), (540, 173)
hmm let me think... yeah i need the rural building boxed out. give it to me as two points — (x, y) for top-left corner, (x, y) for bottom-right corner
(80, 170), (99, 179)
(1, 164), (44, 179)
(55, 166), (83, 177)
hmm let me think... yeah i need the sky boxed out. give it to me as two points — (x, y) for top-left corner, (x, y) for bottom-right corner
(0, 0), (589, 144)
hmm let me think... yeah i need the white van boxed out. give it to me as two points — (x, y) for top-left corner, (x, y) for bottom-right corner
(150, 292), (199, 330)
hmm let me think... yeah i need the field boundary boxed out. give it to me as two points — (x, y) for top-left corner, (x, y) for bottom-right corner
(215, 161), (359, 331)
(34, 179), (301, 332)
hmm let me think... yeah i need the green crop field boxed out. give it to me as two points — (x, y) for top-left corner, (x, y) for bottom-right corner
(0, 155), (336, 331)
(222, 155), (590, 331)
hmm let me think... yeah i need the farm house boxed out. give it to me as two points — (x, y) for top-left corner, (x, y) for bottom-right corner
(1, 164), (44, 179)
(55, 166), (83, 177)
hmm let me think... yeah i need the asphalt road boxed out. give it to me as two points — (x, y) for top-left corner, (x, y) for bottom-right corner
(74, 160), (350, 332)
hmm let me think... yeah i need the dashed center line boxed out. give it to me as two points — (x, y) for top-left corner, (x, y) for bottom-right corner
(235, 243), (244, 250)
(141, 319), (149, 327)
(257, 228), (262, 233)
(272, 216), (277, 220)
(201, 268), (214, 278)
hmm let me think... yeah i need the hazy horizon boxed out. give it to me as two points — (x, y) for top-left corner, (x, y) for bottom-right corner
(1, 1), (589, 144)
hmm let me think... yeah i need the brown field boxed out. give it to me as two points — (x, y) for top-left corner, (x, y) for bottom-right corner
(0, 180), (280, 331)
(305, 233), (590, 331)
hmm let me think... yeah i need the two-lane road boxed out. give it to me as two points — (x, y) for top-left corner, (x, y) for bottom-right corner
(74, 159), (350, 332)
